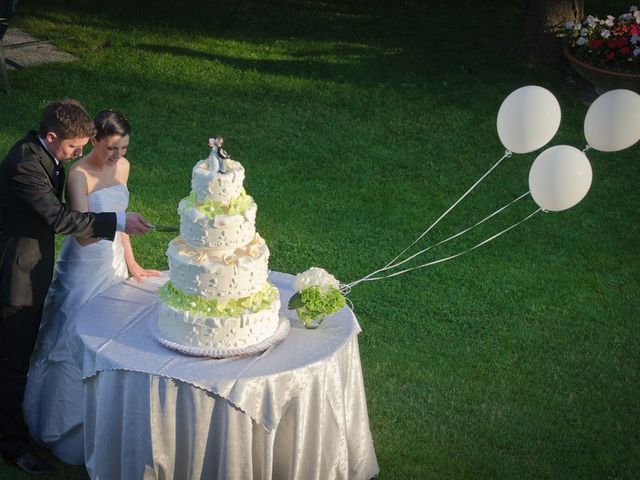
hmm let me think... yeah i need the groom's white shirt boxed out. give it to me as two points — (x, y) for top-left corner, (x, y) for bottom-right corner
(38, 137), (126, 231)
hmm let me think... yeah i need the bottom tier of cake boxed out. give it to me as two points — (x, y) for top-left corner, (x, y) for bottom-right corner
(157, 297), (281, 350)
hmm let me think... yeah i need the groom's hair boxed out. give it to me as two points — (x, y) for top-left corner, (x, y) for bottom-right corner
(38, 98), (96, 139)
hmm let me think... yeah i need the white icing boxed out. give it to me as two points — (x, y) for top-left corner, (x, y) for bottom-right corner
(191, 159), (245, 204)
(157, 298), (281, 349)
(160, 157), (281, 351)
(179, 200), (257, 250)
(166, 235), (269, 300)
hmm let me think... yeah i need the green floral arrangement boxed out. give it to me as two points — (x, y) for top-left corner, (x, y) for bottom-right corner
(159, 281), (278, 317)
(287, 267), (346, 327)
(180, 189), (254, 218)
(564, 5), (640, 74)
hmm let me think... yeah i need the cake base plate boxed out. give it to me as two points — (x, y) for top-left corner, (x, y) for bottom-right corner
(150, 316), (290, 358)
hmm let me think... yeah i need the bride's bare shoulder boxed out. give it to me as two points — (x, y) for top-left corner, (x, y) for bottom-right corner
(67, 160), (91, 187)
(69, 156), (90, 173)
(117, 156), (130, 169)
(116, 157), (131, 181)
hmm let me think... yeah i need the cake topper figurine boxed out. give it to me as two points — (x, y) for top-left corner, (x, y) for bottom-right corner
(207, 137), (230, 174)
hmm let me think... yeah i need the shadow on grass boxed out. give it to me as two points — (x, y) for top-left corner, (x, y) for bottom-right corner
(135, 42), (397, 84)
(20, 0), (521, 70)
(24, 0), (426, 43)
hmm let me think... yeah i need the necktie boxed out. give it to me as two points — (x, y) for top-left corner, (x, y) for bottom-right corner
(54, 162), (65, 194)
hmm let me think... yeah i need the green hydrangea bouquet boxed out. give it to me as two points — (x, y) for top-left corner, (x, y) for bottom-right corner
(288, 267), (346, 328)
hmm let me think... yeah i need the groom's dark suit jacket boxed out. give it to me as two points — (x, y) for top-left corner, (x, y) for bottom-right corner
(0, 131), (117, 306)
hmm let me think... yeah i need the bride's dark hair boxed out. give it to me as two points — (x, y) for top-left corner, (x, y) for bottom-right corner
(94, 110), (130, 141)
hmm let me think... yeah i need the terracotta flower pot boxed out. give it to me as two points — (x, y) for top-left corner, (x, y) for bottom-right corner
(564, 48), (640, 94)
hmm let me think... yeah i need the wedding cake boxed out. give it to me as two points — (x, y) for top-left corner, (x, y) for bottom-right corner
(157, 138), (281, 351)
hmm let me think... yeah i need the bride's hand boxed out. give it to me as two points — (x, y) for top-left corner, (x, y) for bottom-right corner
(129, 264), (163, 283)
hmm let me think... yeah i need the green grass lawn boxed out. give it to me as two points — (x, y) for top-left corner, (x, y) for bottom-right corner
(1, 1), (638, 478)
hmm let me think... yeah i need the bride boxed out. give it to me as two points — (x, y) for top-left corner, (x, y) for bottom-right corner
(23, 110), (161, 464)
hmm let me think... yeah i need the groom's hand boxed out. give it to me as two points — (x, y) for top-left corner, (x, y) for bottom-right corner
(125, 212), (152, 235)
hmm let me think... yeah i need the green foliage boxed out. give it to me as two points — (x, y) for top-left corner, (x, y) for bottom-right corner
(290, 286), (346, 323)
(287, 291), (305, 310)
(158, 281), (278, 317)
(179, 189), (254, 219)
(0, 0), (638, 479)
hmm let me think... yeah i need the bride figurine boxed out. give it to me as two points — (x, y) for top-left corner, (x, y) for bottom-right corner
(207, 136), (230, 174)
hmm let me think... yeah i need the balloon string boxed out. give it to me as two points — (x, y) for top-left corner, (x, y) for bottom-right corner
(341, 207), (541, 290)
(583, 145), (592, 153)
(344, 296), (355, 311)
(348, 151), (514, 291)
(342, 190), (531, 291)
(381, 150), (512, 272)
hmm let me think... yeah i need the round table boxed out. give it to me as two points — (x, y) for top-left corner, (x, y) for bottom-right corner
(72, 271), (378, 480)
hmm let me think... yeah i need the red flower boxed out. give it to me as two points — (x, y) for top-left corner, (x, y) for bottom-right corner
(589, 39), (605, 49)
(610, 37), (629, 48)
(614, 24), (630, 34)
(605, 51), (616, 61)
(620, 46), (631, 56)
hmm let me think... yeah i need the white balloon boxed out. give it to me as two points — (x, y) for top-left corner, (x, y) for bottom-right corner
(496, 85), (561, 154)
(528, 145), (593, 212)
(584, 89), (640, 152)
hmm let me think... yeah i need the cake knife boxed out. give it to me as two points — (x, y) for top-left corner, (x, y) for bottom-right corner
(151, 225), (179, 233)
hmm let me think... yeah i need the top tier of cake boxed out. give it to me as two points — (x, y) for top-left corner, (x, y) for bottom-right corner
(192, 159), (245, 204)
(179, 158), (257, 251)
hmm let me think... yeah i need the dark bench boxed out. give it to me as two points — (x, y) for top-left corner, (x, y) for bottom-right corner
(0, 0), (17, 93)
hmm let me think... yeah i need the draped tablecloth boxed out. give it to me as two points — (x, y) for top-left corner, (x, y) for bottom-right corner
(71, 271), (378, 480)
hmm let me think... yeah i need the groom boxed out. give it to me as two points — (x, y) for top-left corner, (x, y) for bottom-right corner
(0, 98), (152, 474)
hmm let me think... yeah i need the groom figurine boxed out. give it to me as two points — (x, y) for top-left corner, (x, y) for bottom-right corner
(207, 136), (230, 174)
(0, 98), (151, 474)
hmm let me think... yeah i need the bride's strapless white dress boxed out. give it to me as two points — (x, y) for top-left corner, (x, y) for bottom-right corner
(24, 184), (129, 465)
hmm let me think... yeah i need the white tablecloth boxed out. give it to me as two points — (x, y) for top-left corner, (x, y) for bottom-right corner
(72, 271), (378, 480)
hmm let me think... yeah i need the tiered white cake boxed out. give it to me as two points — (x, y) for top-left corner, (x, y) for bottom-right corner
(157, 138), (281, 351)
